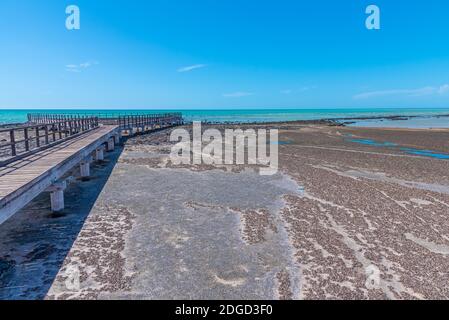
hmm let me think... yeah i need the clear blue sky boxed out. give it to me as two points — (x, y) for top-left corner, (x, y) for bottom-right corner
(0, 0), (448, 109)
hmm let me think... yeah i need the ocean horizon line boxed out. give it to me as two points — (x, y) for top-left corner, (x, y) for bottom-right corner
(2, 106), (449, 111)
(2, 107), (449, 128)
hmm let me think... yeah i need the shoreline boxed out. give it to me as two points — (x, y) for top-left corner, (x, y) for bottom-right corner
(180, 113), (449, 129)
(2, 111), (449, 128)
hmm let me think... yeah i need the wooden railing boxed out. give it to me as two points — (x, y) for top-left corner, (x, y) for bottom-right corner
(27, 114), (73, 124)
(118, 113), (183, 129)
(27, 112), (184, 127)
(28, 113), (120, 124)
(0, 117), (99, 164)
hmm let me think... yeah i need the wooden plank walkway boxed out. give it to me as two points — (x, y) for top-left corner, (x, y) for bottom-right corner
(0, 125), (119, 224)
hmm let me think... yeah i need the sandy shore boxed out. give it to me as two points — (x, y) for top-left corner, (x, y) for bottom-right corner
(1, 123), (449, 299)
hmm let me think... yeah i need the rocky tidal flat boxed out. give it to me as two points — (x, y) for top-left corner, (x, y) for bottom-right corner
(1, 123), (449, 299)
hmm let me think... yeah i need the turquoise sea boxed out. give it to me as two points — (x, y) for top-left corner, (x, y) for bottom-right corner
(1, 108), (449, 128)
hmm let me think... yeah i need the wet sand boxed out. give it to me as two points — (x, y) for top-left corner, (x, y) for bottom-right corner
(1, 124), (449, 299)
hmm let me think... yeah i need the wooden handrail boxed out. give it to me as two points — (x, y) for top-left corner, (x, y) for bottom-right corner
(3, 112), (183, 162)
(117, 113), (183, 129)
(0, 117), (99, 163)
(27, 112), (183, 125)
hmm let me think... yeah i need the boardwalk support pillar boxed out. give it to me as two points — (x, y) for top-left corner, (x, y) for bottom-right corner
(107, 138), (115, 151)
(80, 158), (91, 178)
(114, 132), (121, 145)
(47, 181), (67, 212)
(94, 147), (105, 161)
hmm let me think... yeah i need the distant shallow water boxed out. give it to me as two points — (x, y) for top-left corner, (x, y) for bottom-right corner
(348, 139), (398, 147)
(2, 108), (449, 128)
(272, 141), (293, 145)
(400, 148), (449, 160)
(344, 116), (449, 129)
(348, 137), (449, 160)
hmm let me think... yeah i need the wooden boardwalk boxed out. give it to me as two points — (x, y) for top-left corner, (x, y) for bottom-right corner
(0, 125), (120, 225)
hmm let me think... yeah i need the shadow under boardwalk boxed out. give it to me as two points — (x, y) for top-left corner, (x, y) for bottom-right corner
(0, 146), (124, 300)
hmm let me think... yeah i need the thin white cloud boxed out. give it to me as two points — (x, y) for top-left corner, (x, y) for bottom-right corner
(66, 61), (99, 73)
(439, 84), (449, 94)
(223, 92), (254, 98)
(299, 86), (316, 92)
(177, 64), (207, 73)
(354, 84), (449, 100)
(66, 67), (81, 73)
(281, 86), (316, 95)
(79, 62), (95, 68)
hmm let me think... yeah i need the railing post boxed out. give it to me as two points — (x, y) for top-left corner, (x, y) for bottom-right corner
(45, 125), (49, 144)
(64, 121), (68, 138)
(52, 124), (56, 142)
(10, 130), (16, 157)
(35, 127), (40, 148)
(24, 128), (29, 152)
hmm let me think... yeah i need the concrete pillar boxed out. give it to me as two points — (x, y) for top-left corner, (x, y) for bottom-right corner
(107, 138), (115, 151)
(80, 160), (90, 178)
(50, 189), (64, 212)
(47, 181), (67, 212)
(95, 147), (104, 161)
(114, 132), (121, 145)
